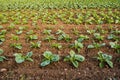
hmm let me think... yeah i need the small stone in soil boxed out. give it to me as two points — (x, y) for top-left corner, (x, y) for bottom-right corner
(0, 68), (7, 72)
(78, 72), (80, 74)
(64, 68), (67, 71)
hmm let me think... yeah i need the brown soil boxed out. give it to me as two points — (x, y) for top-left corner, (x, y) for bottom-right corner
(0, 20), (120, 80)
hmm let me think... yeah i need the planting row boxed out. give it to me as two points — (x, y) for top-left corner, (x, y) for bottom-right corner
(0, 9), (120, 25)
(0, 0), (119, 11)
(0, 25), (120, 69)
(0, 25), (120, 51)
(0, 49), (116, 68)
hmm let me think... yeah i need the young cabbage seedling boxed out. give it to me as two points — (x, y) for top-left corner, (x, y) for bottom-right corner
(95, 25), (107, 34)
(64, 50), (85, 68)
(30, 41), (41, 48)
(46, 26), (55, 30)
(70, 40), (83, 52)
(10, 43), (22, 49)
(59, 26), (64, 30)
(109, 41), (120, 54)
(51, 43), (62, 49)
(58, 33), (71, 42)
(88, 42), (106, 49)
(22, 18), (28, 24)
(44, 35), (56, 42)
(72, 27), (79, 35)
(0, 25), (3, 29)
(0, 49), (6, 62)
(19, 26), (28, 30)
(14, 51), (33, 63)
(93, 33), (104, 41)
(87, 29), (96, 34)
(77, 35), (89, 42)
(108, 34), (120, 41)
(96, 51), (113, 68)
(15, 30), (23, 35)
(11, 34), (19, 41)
(43, 29), (52, 35)
(0, 30), (7, 35)
(40, 51), (60, 67)
(26, 30), (34, 35)
(111, 29), (120, 35)
(0, 35), (5, 44)
(7, 23), (15, 30)
(26, 35), (38, 41)
(56, 29), (65, 35)
(108, 25), (114, 32)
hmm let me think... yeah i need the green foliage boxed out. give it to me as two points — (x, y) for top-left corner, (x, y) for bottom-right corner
(0, 28), (6, 44)
(7, 23), (15, 30)
(0, 14), (8, 24)
(10, 43), (22, 49)
(70, 40), (83, 52)
(15, 30), (23, 35)
(0, 25), (3, 29)
(108, 25), (114, 32)
(96, 51), (113, 68)
(77, 35), (89, 42)
(11, 34), (19, 41)
(0, 30), (7, 35)
(108, 34), (120, 41)
(72, 28), (79, 35)
(14, 51), (33, 63)
(0, 49), (6, 62)
(0, 35), (5, 44)
(0, 8), (120, 25)
(41, 13), (57, 24)
(40, 51), (60, 67)
(26, 35), (38, 41)
(51, 43), (62, 49)
(64, 50), (85, 68)
(56, 29), (64, 35)
(19, 26), (28, 30)
(0, 0), (119, 11)
(0, 14), (4, 21)
(95, 25), (107, 34)
(22, 18), (28, 24)
(94, 33), (104, 41)
(87, 29), (96, 34)
(30, 41), (41, 48)
(111, 29), (120, 35)
(88, 42), (106, 49)
(43, 29), (52, 35)
(58, 33), (71, 42)
(44, 35), (56, 42)
(0, 1), (120, 68)
(26, 30), (34, 35)
(109, 41), (120, 54)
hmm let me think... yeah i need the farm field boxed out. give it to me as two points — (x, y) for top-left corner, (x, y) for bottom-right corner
(0, 0), (120, 80)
